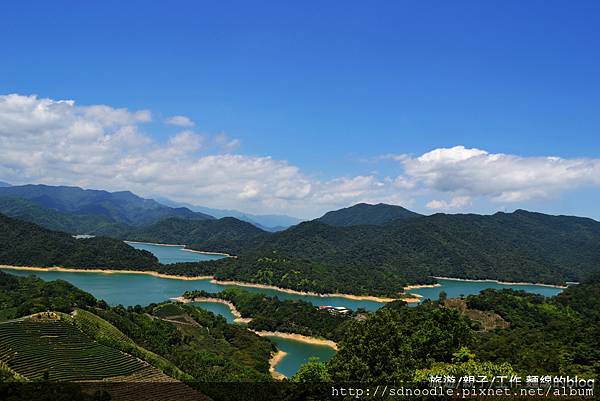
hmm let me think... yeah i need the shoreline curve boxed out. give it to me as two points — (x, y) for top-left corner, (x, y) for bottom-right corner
(0, 265), (398, 303)
(125, 241), (233, 257)
(251, 330), (338, 350)
(269, 350), (288, 380)
(210, 279), (412, 303)
(431, 276), (569, 289)
(171, 296), (252, 324)
(0, 265), (214, 281)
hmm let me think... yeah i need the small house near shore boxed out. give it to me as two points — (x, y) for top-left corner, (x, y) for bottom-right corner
(317, 305), (351, 315)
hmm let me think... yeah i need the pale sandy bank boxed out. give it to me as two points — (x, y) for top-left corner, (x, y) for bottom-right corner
(432, 276), (568, 289)
(269, 350), (288, 380)
(172, 296), (252, 324)
(210, 279), (406, 303)
(125, 241), (233, 257)
(251, 330), (338, 350)
(0, 265), (213, 281)
(403, 283), (442, 290)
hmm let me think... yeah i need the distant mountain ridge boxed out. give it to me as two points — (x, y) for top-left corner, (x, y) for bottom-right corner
(0, 184), (214, 229)
(317, 203), (422, 226)
(0, 181), (11, 188)
(0, 197), (129, 236)
(156, 197), (302, 231)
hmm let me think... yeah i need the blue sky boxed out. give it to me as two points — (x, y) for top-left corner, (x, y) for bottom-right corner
(1, 1), (599, 218)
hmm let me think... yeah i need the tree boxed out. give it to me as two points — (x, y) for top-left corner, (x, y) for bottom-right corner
(291, 357), (331, 382)
(328, 305), (473, 383)
(414, 360), (516, 383)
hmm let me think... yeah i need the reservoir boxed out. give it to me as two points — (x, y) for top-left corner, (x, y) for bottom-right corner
(0, 242), (566, 377)
(407, 277), (563, 301)
(192, 301), (236, 323)
(0, 242), (564, 309)
(124, 241), (224, 263)
(265, 336), (337, 378)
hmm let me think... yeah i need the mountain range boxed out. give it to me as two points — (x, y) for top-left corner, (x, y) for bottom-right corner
(194, 209), (600, 289)
(155, 197), (302, 231)
(2, 182), (600, 293)
(0, 185), (213, 226)
(0, 184), (301, 234)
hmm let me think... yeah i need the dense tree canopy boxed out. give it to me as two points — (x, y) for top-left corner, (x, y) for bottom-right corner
(0, 213), (159, 270)
(328, 305), (474, 382)
(184, 288), (351, 341)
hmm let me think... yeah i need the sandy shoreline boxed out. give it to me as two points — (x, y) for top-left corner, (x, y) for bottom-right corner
(182, 248), (234, 257)
(172, 296), (252, 324)
(404, 283), (442, 290)
(251, 330), (338, 350)
(125, 240), (233, 257)
(1, 264), (410, 303)
(432, 276), (568, 289)
(210, 279), (402, 303)
(269, 350), (288, 380)
(0, 265), (214, 281)
(125, 240), (187, 247)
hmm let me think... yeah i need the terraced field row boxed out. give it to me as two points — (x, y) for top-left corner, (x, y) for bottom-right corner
(0, 318), (146, 381)
(71, 308), (134, 344)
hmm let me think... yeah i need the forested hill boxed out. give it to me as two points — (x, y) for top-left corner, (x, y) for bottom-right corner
(123, 217), (269, 254)
(0, 184), (214, 227)
(202, 209), (600, 287)
(0, 196), (130, 236)
(317, 203), (422, 226)
(0, 213), (159, 269)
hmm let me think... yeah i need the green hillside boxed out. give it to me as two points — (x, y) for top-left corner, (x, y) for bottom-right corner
(0, 271), (275, 385)
(0, 196), (129, 236)
(193, 209), (600, 296)
(0, 213), (159, 270)
(307, 277), (600, 385)
(123, 216), (269, 254)
(317, 203), (421, 226)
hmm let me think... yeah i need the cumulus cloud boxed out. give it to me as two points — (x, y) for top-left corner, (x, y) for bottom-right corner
(165, 115), (195, 127)
(3, 94), (599, 217)
(0, 94), (399, 217)
(214, 132), (241, 152)
(426, 196), (472, 210)
(398, 146), (600, 203)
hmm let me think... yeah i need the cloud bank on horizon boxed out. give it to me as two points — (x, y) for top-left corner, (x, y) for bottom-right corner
(1, 93), (599, 218)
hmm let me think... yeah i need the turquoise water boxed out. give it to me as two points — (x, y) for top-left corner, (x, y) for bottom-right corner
(127, 242), (224, 264)
(265, 336), (336, 378)
(193, 301), (236, 323)
(408, 278), (563, 301)
(1, 267), (563, 310)
(0, 268), (386, 311)
(191, 300), (336, 377)
(0, 242), (567, 377)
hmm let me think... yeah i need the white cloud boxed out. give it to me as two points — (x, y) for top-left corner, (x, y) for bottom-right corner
(214, 132), (241, 152)
(165, 115), (195, 127)
(399, 146), (600, 203)
(426, 196), (472, 210)
(0, 94), (402, 217)
(3, 95), (599, 218)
